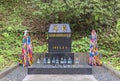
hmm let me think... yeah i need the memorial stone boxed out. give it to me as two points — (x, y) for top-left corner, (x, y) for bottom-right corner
(45, 24), (74, 64)
(28, 24), (92, 74)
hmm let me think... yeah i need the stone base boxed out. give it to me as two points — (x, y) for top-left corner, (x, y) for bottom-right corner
(28, 63), (92, 74)
(23, 75), (97, 81)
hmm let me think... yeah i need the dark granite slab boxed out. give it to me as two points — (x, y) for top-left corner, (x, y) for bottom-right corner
(28, 63), (92, 74)
(49, 24), (71, 33)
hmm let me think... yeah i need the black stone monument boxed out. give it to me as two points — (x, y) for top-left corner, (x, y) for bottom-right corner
(28, 24), (92, 74)
(48, 24), (71, 52)
(45, 24), (74, 64)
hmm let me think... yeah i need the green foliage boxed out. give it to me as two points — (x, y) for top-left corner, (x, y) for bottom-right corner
(117, 19), (120, 34)
(98, 28), (120, 52)
(0, 55), (16, 71)
(0, 3), (28, 70)
(102, 56), (120, 71)
(32, 0), (120, 31)
(0, 56), (6, 71)
(0, 56), (4, 64)
(72, 37), (89, 53)
(33, 44), (48, 53)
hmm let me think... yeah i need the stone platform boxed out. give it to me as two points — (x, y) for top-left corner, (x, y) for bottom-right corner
(28, 63), (92, 74)
(23, 75), (97, 81)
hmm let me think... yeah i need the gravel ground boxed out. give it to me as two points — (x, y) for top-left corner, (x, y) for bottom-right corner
(0, 66), (27, 81)
(0, 66), (120, 81)
(93, 66), (120, 81)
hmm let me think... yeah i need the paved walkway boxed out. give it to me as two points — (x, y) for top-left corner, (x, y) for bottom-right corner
(0, 66), (120, 81)
(23, 75), (97, 81)
(93, 66), (120, 81)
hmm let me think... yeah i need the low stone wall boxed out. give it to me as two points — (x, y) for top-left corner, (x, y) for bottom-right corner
(0, 64), (18, 79)
(75, 53), (89, 63)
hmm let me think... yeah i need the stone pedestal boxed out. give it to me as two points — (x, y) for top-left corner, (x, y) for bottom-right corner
(28, 63), (92, 74)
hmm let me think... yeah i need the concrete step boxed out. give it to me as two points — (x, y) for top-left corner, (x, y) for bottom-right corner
(23, 75), (97, 81)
